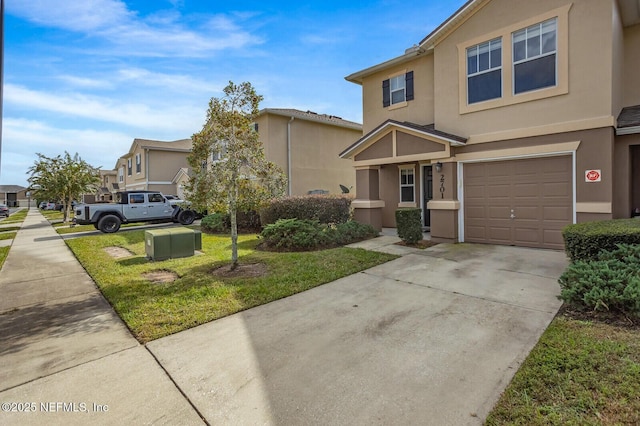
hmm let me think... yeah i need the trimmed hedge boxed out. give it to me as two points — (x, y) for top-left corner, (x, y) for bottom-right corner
(200, 211), (261, 234)
(260, 195), (351, 226)
(563, 219), (640, 262)
(395, 208), (423, 244)
(559, 244), (640, 317)
(260, 218), (377, 250)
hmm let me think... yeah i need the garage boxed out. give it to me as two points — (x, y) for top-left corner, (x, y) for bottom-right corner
(463, 155), (573, 250)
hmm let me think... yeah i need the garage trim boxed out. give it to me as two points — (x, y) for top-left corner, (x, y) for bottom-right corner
(457, 150), (577, 244)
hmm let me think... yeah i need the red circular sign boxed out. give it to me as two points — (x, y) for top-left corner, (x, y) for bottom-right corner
(586, 170), (600, 181)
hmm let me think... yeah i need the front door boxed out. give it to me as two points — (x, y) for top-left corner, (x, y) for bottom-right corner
(423, 165), (433, 227)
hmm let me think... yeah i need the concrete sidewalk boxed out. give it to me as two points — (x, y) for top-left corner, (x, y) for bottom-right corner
(0, 209), (203, 425)
(0, 209), (568, 425)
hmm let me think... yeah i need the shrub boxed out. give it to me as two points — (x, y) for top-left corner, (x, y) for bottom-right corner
(558, 244), (640, 317)
(201, 213), (228, 234)
(563, 219), (640, 262)
(260, 195), (351, 226)
(261, 219), (332, 249)
(395, 208), (423, 244)
(200, 211), (261, 234)
(333, 221), (378, 245)
(260, 219), (378, 250)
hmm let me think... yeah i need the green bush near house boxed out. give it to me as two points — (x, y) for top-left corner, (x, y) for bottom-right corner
(562, 218), (640, 261)
(260, 218), (377, 250)
(260, 195), (351, 226)
(395, 208), (423, 244)
(559, 244), (640, 317)
(200, 211), (261, 234)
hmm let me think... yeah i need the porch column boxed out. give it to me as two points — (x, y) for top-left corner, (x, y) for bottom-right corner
(352, 166), (384, 231)
(427, 161), (459, 243)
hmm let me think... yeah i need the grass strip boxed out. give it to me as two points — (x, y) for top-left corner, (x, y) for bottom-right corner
(66, 231), (396, 342)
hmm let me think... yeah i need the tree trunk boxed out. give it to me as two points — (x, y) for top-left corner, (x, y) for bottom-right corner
(230, 203), (238, 271)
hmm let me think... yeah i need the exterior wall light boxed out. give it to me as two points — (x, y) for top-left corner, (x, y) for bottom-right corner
(435, 162), (443, 173)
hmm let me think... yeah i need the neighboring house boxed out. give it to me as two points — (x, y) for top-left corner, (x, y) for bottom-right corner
(340, 0), (640, 250)
(91, 169), (118, 202)
(116, 138), (192, 196)
(0, 185), (32, 207)
(255, 109), (362, 196)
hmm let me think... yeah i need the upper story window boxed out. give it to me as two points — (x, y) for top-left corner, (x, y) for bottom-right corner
(212, 141), (228, 162)
(127, 159), (132, 176)
(513, 18), (557, 94)
(118, 167), (124, 182)
(382, 71), (414, 107)
(399, 167), (415, 203)
(467, 38), (502, 104)
(135, 153), (141, 174)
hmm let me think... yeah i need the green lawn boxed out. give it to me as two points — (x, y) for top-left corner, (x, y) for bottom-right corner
(1, 209), (28, 224)
(486, 315), (640, 425)
(0, 246), (9, 270)
(0, 231), (17, 241)
(66, 231), (396, 342)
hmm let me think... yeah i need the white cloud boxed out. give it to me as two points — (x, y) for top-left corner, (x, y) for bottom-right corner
(56, 75), (115, 89)
(8, 0), (264, 57)
(4, 84), (203, 134)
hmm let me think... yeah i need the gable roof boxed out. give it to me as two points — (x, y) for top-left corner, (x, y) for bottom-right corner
(347, 0), (640, 84)
(259, 108), (362, 131)
(339, 119), (466, 159)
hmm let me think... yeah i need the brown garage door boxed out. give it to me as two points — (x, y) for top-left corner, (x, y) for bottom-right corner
(463, 156), (572, 250)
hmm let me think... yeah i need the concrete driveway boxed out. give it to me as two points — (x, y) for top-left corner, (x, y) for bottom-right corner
(148, 243), (567, 425)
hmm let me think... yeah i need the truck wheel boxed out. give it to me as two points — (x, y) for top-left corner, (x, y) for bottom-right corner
(98, 215), (121, 233)
(178, 210), (196, 225)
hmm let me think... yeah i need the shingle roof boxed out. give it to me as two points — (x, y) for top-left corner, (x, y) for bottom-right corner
(618, 105), (640, 129)
(260, 108), (362, 131)
(0, 185), (27, 193)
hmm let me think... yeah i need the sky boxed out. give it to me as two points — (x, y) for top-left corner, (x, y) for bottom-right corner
(1, 0), (465, 187)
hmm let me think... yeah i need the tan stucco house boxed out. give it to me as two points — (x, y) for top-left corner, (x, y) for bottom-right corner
(256, 109), (362, 196)
(115, 138), (192, 196)
(340, 0), (640, 250)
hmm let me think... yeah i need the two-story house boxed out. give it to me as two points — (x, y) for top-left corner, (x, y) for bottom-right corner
(116, 138), (192, 196)
(255, 109), (361, 195)
(340, 0), (640, 250)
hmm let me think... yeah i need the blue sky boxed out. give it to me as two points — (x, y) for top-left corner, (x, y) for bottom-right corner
(1, 0), (464, 187)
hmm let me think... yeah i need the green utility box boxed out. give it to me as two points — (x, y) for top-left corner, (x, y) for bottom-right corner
(145, 229), (172, 261)
(167, 228), (195, 258)
(194, 230), (202, 250)
(145, 227), (200, 261)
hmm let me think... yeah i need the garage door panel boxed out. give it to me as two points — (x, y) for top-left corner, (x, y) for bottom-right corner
(464, 156), (572, 250)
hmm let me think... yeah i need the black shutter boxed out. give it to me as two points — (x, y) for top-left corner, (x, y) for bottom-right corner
(405, 71), (414, 101)
(382, 79), (390, 107)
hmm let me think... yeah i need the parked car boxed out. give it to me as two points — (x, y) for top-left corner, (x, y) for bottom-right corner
(0, 204), (10, 217)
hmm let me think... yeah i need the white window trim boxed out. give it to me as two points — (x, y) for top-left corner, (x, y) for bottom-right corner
(399, 166), (416, 204)
(512, 18), (558, 96)
(390, 74), (406, 106)
(466, 37), (502, 104)
(135, 153), (141, 174)
(127, 158), (132, 177)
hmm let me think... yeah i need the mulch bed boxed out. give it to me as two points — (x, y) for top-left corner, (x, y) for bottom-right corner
(210, 263), (268, 278)
(558, 304), (640, 329)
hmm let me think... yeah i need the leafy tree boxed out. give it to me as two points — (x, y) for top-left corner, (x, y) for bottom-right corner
(28, 152), (101, 222)
(187, 81), (286, 269)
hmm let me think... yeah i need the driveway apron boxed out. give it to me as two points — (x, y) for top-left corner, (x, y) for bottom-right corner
(148, 243), (568, 425)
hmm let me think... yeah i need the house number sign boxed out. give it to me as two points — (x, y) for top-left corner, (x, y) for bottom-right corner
(439, 174), (445, 198)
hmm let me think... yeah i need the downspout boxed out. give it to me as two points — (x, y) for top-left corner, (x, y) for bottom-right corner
(145, 148), (149, 190)
(287, 116), (294, 195)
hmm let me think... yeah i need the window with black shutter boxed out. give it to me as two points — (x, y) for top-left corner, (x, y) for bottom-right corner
(382, 71), (414, 107)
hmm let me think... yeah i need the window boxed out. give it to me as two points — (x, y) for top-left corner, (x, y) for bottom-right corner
(400, 168), (415, 203)
(127, 159), (132, 176)
(148, 193), (164, 203)
(212, 141), (228, 162)
(382, 71), (414, 107)
(129, 194), (144, 204)
(467, 38), (502, 104)
(135, 153), (141, 174)
(513, 18), (557, 94)
(118, 167), (124, 182)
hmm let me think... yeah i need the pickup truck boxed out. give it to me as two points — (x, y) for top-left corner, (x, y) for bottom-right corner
(74, 191), (197, 233)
